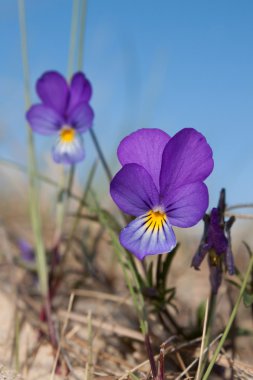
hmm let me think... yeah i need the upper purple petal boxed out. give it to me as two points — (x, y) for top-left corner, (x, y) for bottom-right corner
(162, 182), (209, 227)
(67, 102), (94, 133)
(160, 128), (214, 195)
(110, 163), (159, 216)
(67, 72), (92, 114)
(117, 129), (170, 190)
(36, 71), (69, 116)
(26, 104), (63, 135)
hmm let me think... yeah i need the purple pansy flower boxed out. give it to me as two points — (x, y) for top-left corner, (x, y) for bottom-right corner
(110, 128), (214, 260)
(18, 239), (35, 262)
(192, 189), (235, 294)
(26, 71), (94, 164)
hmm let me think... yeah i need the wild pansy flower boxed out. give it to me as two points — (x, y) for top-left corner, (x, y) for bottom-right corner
(26, 71), (94, 164)
(18, 239), (35, 262)
(192, 189), (235, 294)
(110, 128), (214, 260)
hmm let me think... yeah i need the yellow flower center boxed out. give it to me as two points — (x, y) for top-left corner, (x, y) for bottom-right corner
(209, 249), (221, 267)
(60, 127), (75, 143)
(145, 208), (167, 232)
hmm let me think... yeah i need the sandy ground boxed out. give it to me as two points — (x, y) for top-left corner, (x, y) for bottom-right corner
(1, 169), (253, 379)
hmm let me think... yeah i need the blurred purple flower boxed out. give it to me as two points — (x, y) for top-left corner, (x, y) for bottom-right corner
(18, 239), (35, 262)
(26, 71), (94, 164)
(110, 128), (214, 260)
(192, 189), (235, 294)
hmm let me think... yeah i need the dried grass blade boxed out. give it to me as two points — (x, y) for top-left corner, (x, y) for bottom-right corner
(85, 311), (94, 380)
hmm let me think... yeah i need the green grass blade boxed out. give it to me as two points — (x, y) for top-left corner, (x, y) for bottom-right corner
(90, 191), (148, 335)
(202, 252), (253, 380)
(55, 0), (82, 247)
(68, 0), (80, 78)
(18, 0), (48, 296)
(78, 0), (87, 70)
(63, 160), (98, 257)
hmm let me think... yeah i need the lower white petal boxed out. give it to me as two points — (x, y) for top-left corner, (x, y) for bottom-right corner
(52, 134), (85, 164)
(119, 210), (177, 260)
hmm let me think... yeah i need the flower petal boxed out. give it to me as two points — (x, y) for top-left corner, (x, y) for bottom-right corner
(117, 129), (170, 190)
(26, 104), (63, 135)
(191, 243), (209, 269)
(68, 72), (92, 113)
(163, 182), (209, 227)
(18, 239), (35, 262)
(225, 246), (235, 275)
(52, 134), (85, 164)
(225, 224), (235, 275)
(36, 71), (69, 115)
(67, 102), (94, 132)
(110, 163), (159, 216)
(120, 212), (176, 260)
(160, 128), (214, 194)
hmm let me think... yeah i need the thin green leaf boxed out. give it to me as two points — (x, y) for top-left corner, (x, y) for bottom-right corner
(129, 372), (140, 380)
(147, 262), (154, 287)
(235, 327), (253, 336)
(197, 301), (206, 325)
(243, 291), (253, 307)
(165, 289), (176, 304)
(225, 278), (241, 289)
(156, 254), (162, 287)
(164, 287), (176, 295)
(90, 190), (148, 336)
(160, 244), (179, 289)
(18, 0), (48, 296)
(243, 241), (253, 258)
(99, 209), (122, 233)
(202, 249), (253, 379)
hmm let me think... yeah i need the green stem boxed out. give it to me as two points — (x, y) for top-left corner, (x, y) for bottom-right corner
(53, 167), (68, 247)
(77, 0), (113, 182)
(63, 160), (97, 258)
(198, 292), (217, 378)
(18, 0), (48, 297)
(68, 0), (80, 79)
(91, 191), (148, 335)
(64, 0), (82, 220)
(78, 0), (87, 70)
(18, 0), (58, 349)
(162, 308), (186, 337)
(89, 128), (113, 181)
(90, 192), (161, 376)
(67, 165), (75, 196)
(202, 253), (253, 380)
(145, 334), (157, 379)
(54, 0), (82, 248)
(62, 0), (86, 235)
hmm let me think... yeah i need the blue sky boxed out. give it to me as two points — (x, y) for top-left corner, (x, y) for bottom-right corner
(1, 0), (253, 208)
